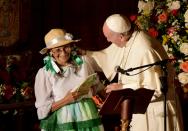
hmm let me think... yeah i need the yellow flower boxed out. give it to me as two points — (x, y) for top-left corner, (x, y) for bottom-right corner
(162, 35), (169, 45)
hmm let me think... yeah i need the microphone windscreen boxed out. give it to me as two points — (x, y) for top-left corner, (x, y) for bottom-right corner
(114, 66), (120, 72)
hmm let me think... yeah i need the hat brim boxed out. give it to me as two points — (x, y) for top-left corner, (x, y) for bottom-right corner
(39, 39), (80, 54)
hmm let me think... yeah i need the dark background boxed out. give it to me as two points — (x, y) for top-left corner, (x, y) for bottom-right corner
(0, 0), (138, 72)
(0, 0), (138, 53)
(0, 0), (187, 131)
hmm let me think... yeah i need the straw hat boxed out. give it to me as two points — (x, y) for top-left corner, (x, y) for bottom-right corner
(40, 29), (80, 54)
(105, 14), (131, 33)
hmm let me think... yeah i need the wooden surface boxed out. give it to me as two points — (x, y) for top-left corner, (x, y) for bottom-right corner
(0, 101), (35, 110)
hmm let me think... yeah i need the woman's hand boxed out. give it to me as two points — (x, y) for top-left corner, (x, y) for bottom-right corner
(64, 91), (80, 103)
(51, 90), (80, 112)
(105, 83), (123, 93)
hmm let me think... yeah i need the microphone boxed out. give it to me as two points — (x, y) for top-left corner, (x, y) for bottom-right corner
(114, 58), (173, 75)
(115, 66), (129, 75)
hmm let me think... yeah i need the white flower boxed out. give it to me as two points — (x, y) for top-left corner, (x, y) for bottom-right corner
(138, 1), (154, 15)
(167, 1), (181, 11)
(177, 41), (181, 46)
(169, 48), (173, 52)
(171, 34), (179, 42)
(163, 44), (168, 52)
(184, 9), (188, 23)
(185, 22), (188, 28)
(138, 1), (145, 13)
(64, 33), (73, 40)
(178, 72), (188, 84)
(178, 59), (183, 63)
(180, 42), (188, 55)
(172, 19), (179, 26)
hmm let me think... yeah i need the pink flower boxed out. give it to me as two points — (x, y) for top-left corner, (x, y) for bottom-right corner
(130, 15), (137, 22)
(167, 27), (176, 36)
(180, 61), (188, 72)
(148, 27), (159, 38)
(158, 12), (168, 23)
(171, 9), (178, 16)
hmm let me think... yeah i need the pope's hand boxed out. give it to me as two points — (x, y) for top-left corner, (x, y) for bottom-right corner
(105, 83), (123, 93)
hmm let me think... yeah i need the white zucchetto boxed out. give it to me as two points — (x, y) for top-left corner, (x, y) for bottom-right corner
(105, 14), (131, 33)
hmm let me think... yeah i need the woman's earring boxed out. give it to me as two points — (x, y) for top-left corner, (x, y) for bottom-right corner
(49, 52), (56, 62)
(49, 51), (53, 56)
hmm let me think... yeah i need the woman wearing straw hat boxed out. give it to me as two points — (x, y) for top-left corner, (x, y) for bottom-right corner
(34, 28), (104, 131)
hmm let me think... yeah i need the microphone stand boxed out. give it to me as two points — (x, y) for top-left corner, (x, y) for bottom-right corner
(118, 59), (169, 131)
(159, 61), (168, 131)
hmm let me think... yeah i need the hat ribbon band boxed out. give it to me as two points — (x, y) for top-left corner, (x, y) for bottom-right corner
(46, 36), (67, 47)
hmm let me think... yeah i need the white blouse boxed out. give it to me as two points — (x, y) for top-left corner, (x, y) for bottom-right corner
(34, 55), (102, 119)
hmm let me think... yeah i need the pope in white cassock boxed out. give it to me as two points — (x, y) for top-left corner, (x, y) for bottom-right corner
(87, 14), (184, 131)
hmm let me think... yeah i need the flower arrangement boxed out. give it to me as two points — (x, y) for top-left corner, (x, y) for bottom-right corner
(130, 0), (188, 95)
(0, 54), (34, 105)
